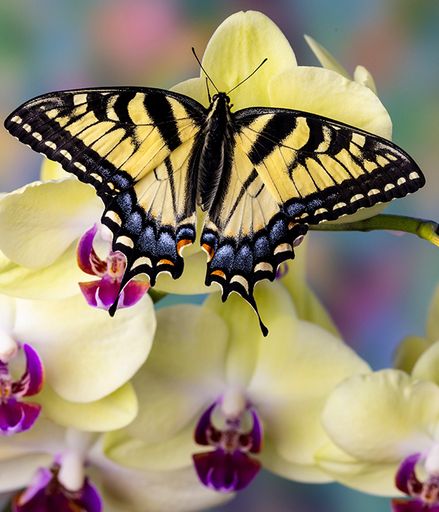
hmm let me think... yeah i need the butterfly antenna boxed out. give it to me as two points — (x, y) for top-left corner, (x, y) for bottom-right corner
(226, 58), (268, 95)
(205, 77), (212, 103)
(192, 47), (219, 93)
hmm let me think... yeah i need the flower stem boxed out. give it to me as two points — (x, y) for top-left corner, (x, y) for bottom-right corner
(148, 289), (168, 304)
(310, 214), (439, 247)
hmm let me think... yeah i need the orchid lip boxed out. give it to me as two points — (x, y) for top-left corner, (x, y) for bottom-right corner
(392, 453), (439, 511)
(0, 343), (43, 435)
(193, 399), (263, 492)
(13, 463), (102, 512)
(77, 224), (149, 312)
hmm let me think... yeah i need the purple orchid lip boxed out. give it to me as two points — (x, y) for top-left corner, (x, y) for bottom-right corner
(77, 224), (149, 312)
(193, 400), (263, 493)
(0, 344), (44, 435)
(13, 464), (102, 512)
(392, 453), (439, 511)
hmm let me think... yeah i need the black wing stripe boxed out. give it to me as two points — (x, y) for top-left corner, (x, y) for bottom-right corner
(247, 113), (295, 166)
(143, 92), (181, 151)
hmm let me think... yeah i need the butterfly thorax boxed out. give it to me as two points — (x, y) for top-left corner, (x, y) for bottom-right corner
(195, 92), (235, 213)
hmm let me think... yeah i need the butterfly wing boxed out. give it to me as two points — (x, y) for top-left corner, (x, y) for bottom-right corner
(5, 87), (205, 291)
(201, 142), (308, 335)
(201, 106), (424, 334)
(234, 107), (425, 224)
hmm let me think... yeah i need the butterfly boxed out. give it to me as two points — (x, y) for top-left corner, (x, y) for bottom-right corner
(4, 67), (425, 335)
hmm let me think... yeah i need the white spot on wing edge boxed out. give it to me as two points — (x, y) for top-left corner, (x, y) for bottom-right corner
(230, 275), (250, 294)
(274, 243), (293, 255)
(116, 235), (134, 249)
(131, 256), (152, 270)
(32, 132), (42, 141)
(11, 115), (22, 124)
(409, 171), (420, 180)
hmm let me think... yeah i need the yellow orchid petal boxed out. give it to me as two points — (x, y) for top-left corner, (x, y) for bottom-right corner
(261, 400), (334, 483)
(104, 423), (196, 472)
(174, 11), (296, 110)
(304, 35), (350, 78)
(40, 158), (71, 181)
(354, 65), (378, 94)
(13, 294), (155, 402)
(118, 305), (227, 445)
(248, 319), (368, 403)
(90, 459), (231, 512)
(0, 244), (84, 299)
(427, 283), (439, 341)
(0, 293), (15, 332)
(172, 78), (209, 108)
(205, 281), (298, 388)
(155, 251), (212, 294)
(412, 341), (439, 385)
(36, 382), (138, 432)
(261, 436), (332, 483)
(393, 335), (432, 373)
(322, 370), (438, 462)
(269, 66), (392, 138)
(0, 180), (102, 268)
(316, 442), (399, 496)
(277, 241), (339, 335)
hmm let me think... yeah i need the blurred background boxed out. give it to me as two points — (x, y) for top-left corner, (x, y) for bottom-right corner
(0, 0), (438, 510)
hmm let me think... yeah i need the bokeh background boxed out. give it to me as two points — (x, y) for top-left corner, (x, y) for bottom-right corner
(1, 0), (438, 510)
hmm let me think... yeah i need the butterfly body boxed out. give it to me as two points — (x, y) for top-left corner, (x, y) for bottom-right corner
(4, 85), (425, 335)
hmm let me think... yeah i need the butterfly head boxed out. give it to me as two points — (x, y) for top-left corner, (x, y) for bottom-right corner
(211, 92), (231, 105)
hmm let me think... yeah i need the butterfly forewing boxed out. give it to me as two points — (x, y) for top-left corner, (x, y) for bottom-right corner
(5, 87), (205, 288)
(235, 107), (425, 224)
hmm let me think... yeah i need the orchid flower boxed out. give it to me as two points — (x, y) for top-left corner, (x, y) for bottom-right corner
(0, 10), (392, 303)
(0, 292), (155, 433)
(0, 419), (229, 512)
(317, 353), (439, 511)
(103, 281), (369, 493)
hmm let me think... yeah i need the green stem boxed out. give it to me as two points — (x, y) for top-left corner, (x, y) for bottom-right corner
(148, 289), (168, 304)
(309, 214), (439, 247)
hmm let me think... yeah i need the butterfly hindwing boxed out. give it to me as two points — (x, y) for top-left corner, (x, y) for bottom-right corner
(5, 87), (205, 287)
(201, 142), (308, 334)
(235, 107), (425, 224)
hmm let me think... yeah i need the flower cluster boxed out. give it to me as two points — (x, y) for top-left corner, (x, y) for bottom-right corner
(0, 9), (434, 512)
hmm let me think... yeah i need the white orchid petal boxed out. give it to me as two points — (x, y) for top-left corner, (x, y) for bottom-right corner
(0, 180), (102, 268)
(0, 454), (53, 493)
(13, 294), (155, 402)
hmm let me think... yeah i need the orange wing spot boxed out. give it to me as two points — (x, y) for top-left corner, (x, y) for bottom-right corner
(211, 269), (226, 279)
(158, 259), (175, 266)
(202, 243), (215, 262)
(177, 239), (193, 256)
